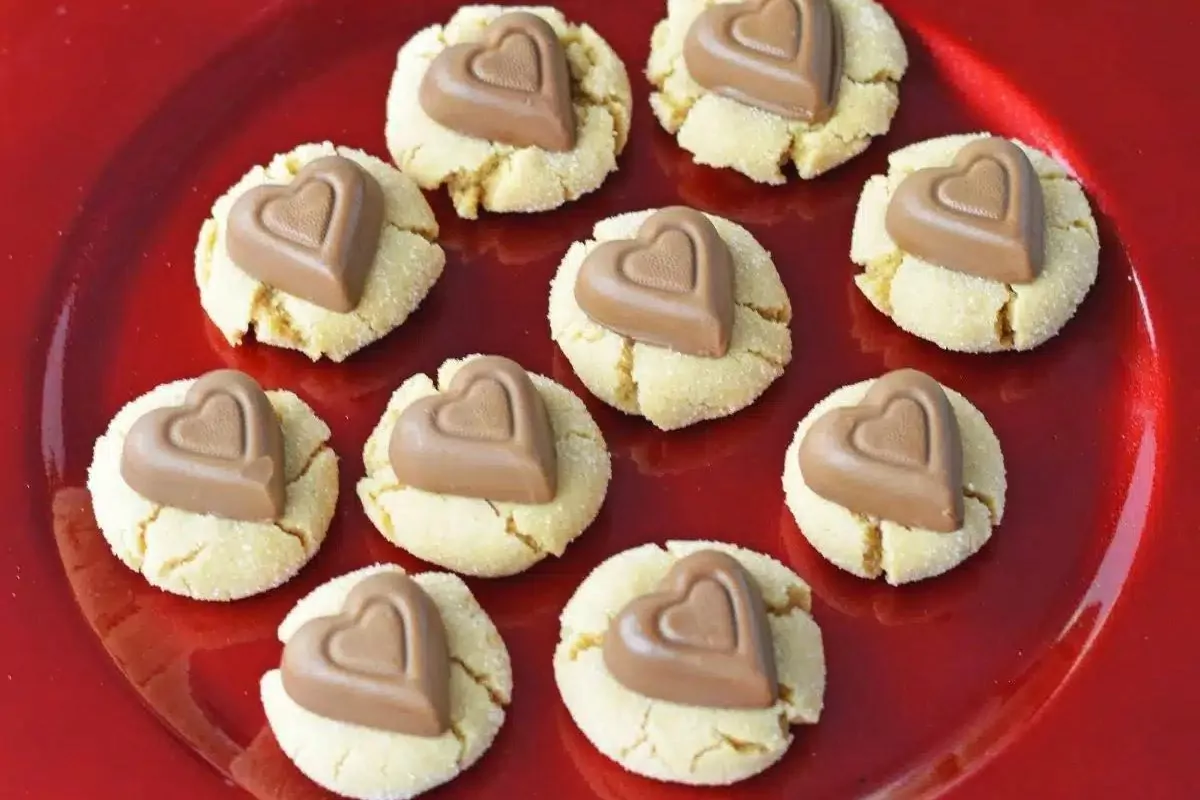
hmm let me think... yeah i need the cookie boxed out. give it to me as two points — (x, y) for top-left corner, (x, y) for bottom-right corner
(87, 370), (338, 601)
(783, 370), (1007, 585)
(261, 564), (513, 800)
(195, 141), (446, 362)
(647, 0), (908, 184)
(549, 207), (792, 431)
(850, 133), (1101, 352)
(554, 540), (825, 786)
(386, 6), (633, 218)
(357, 355), (611, 577)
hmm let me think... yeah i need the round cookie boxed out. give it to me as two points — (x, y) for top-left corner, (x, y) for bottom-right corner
(195, 141), (446, 362)
(87, 376), (338, 601)
(357, 355), (611, 578)
(850, 132), (1101, 352)
(386, 6), (633, 219)
(549, 208), (793, 431)
(261, 564), (513, 800)
(783, 372), (1007, 585)
(647, 0), (908, 184)
(554, 540), (825, 786)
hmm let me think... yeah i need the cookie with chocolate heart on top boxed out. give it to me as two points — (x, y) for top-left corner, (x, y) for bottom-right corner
(851, 132), (1101, 352)
(357, 354), (612, 578)
(196, 141), (446, 362)
(782, 369), (1008, 585)
(554, 540), (826, 786)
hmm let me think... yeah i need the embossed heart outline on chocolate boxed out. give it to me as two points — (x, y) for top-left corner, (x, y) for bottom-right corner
(602, 549), (778, 709)
(683, 0), (843, 123)
(226, 155), (385, 313)
(885, 136), (1046, 284)
(418, 12), (576, 152)
(798, 369), (965, 532)
(120, 369), (285, 521)
(574, 207), (735, 358)
(281, 571), (451, 737)
(389, 356), (558, 504)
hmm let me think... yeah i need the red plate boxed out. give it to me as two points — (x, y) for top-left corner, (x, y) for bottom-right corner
(1, 1), (1196, 797)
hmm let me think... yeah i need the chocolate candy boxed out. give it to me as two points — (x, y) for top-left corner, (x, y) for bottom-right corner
(120, 370), (285, 521)
(603, 550), (778, 709)
(281, 572), (451, 737)
(799, 369), (964, 532)
(389, 357), (558, 504)
(885, 137), (1046, 284)
(684, 0), (842, 123)
(227, 155), (385, 313)
(419, 12), (576, 152)
(574, 207), (735, 358)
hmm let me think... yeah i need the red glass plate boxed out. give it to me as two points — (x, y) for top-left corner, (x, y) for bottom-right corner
(2, 1), (1196, 797)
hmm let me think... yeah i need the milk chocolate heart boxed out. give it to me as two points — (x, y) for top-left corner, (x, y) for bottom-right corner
(798, 369), (964, 532)
(389, 356), (558, 504)
(120, 370), (285, 521)
(226, 155), (385, 313)
(574, 207), (735, 358)
(603, 549), (778, 709)
(281, 571), (451, 737)
(885, 137), (1046, 284)
(684, 0), (842, 123)
(419, 12), (576, 152)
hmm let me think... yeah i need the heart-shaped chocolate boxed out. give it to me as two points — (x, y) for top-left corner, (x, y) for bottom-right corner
(885, 137), (1046, 284)
(798, 369), (964, 532)
(281, 571), (451, 737)
(684, 0), (842, 123)
(419, 12), (576, 152)
(574, 207), (735, 358)
(603, 549), (778, 709)
(226, 155), (385, 313)
(120, 370), (285, 521)
(389, 356), (558, 504)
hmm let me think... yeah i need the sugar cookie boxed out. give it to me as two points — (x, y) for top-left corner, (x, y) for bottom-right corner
(262, 564), (513, 800)
(555, 540), (825, 786)
(195, 141), (445, 362)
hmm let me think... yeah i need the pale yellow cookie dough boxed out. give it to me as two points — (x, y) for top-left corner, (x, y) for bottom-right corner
(647, 0), (908, 183)
(87, 378), (338, 601)
(195, 141), (446, 362)
(549, 209), (793, 431)
(851, 133), (1101, 352)
(357, 355), (612, 578)
(262, 564), (513, 800)
(555, 540), (825, 786)
(783, 376), (1007, 585)
(386, 5), (633, 219)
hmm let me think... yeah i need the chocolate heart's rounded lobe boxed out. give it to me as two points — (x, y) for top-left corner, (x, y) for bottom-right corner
(388, 356), (558, 504)
(574, 207), (735, 358)
(226, 155), (385, 313)
(683, 0), (843, 123)
(281, 572), (451, 737)
(884, 137), (1046, 284)
(798, 369), (965, 532)
(419, 12), (576, 152)
(602, 550), (778, 709)
(120, 370), (285, 521)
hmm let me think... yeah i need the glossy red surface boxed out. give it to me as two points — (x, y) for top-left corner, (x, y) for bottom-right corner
(0, 1), (1195, 797)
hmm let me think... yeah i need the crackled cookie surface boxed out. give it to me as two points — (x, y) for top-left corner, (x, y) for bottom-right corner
(851, 133), (1101, 352)
(262, 564), (513, 800)
(195, 142), (445, 362)
(554, 540), (825, 786)
(549, 208), (792, 431)
(87, 376), (338, 601)
(648, 0), (907, 184)
(357, 355), (611, 577)
(387, 5), (633, 218)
